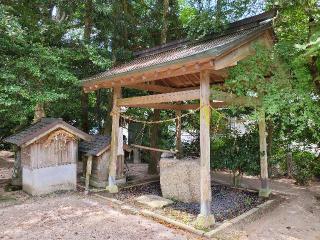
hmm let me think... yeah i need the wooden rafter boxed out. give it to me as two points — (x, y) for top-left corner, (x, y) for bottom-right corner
(83, 60), (215, 92)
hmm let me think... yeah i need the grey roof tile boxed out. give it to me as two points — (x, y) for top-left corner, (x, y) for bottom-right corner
(79, 135), (111, 156)
(4, 118), (90, 146)
(82, 11), (275, 85)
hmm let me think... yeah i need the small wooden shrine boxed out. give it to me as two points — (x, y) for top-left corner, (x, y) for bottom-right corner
(4, 118), (91, 195)
(79, 135), (126, 191)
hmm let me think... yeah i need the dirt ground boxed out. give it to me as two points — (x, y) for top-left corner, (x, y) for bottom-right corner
(0, 152), (200, 240)
(0, 193), (202, 240)
(212, 171), (320, 240)
(1, 152), (320, 240)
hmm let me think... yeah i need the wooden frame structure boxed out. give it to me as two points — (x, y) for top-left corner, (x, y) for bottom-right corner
(82, 11), (275, 228)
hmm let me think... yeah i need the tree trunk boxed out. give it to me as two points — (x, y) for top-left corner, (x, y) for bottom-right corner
(161, 0), (169, 45)
(95, 89), (102, 132)
(81, 90), (89, 133)
(122, 0), (129, 47)
(102, 90), (113, 135)
(81, 0), (93, 133)
(149, 109), (161, 174)
(33, 103), (45, 123)
(215, 0), (223, 27)
(287, 150), (293, 178)
(148, 0), (170, 174)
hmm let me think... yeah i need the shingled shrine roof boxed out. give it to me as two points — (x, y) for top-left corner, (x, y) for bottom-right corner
(79, 135), (111, 156)
(82, 10), (276, 88)
(4, 118), (91, 147)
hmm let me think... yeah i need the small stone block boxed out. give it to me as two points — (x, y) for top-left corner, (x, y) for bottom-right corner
(135, 195), (173, 209)
(106, 185), (119, 193)
(194, 214), (215, 230)
(259, 188), (271, 198)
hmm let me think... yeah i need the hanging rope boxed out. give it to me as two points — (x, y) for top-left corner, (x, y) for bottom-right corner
(111, 106), (202, 125)
(111, 104), (229, 137)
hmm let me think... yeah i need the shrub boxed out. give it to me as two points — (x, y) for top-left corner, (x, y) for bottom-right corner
(211, 127), (260, 185)
(292, 150), (316, 185)
(311, 156), (320, 179)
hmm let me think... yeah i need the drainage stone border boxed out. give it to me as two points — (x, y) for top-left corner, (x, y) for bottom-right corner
(93, 184), (284, 238)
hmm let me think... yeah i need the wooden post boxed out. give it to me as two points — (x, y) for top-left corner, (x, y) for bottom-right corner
(133, 148), (141, 164)
(85, 155), (92, 195)
(258, 110), (271, 197)
(107, 86), (121, 193)
(195, 70), (215, 228)
(175, 110), (182, 159)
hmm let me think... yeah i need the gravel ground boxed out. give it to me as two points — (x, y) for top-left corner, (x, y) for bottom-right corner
(0, 192), (200, 240)
(102, 182), (265, 223)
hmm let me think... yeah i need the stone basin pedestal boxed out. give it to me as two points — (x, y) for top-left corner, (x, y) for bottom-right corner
(160, 157), (200, 203)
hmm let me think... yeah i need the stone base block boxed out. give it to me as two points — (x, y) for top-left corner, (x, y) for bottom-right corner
(160, 158), (200, 203)
(194, 214), (215, 230)
(23, 164), (76, 196)
(135, 195), (173, 209)
(259, 188), (271, 198)
(80, 176), (126, 188)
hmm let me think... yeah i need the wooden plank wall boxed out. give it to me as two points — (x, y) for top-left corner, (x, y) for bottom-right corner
(28, 139), (77, 169)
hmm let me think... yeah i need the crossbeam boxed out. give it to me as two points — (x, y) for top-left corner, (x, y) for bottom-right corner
(117, 89), (200, 106)
(131, 144), (176, 154)
(118, 88), (259, 108)
(211, 90), (261, 106)
(124, 84), (176, 93)
(119, 101), (226, 110)
(122, 103), (183, 110)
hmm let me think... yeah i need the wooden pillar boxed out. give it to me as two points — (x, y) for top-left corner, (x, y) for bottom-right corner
(133, 148), (141, 164)
(85, 155), (92, 195)
(258, 110), (271, 197)
(11, 146), (22, 187)
(195, 70), (215, 228)
(107, 86), (121, 193)
(175, 110), (182, 159)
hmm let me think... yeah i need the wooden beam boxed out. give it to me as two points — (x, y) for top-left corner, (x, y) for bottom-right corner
(118, 88), (258, 109)
(121, 101), (225, 110)
(124, 83), (177, 93)
(117, 89), (200, 106)
(178, 102), (225, 110)
(211, 90), (261, 107)
(198, 69), (215, 226)
(213, 34), (262, 71)
(122, 103), (182, 110)
(83, 60), (216, 92)
(107, 86), (121, 193)
(131, 144), (176, 154)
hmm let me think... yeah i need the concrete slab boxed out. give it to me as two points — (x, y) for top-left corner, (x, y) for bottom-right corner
(135, 194), (173, 209)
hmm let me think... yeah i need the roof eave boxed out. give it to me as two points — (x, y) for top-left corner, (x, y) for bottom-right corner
(81, 22), (273, 88)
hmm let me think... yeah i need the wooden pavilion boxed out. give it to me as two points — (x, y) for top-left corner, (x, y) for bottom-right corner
(82, 11), (276, 227)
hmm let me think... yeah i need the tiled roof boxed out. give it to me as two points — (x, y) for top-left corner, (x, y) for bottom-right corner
(82, 10), (275, 85)
(79, 135), (111, 156)
(4, 118), (91, 146)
